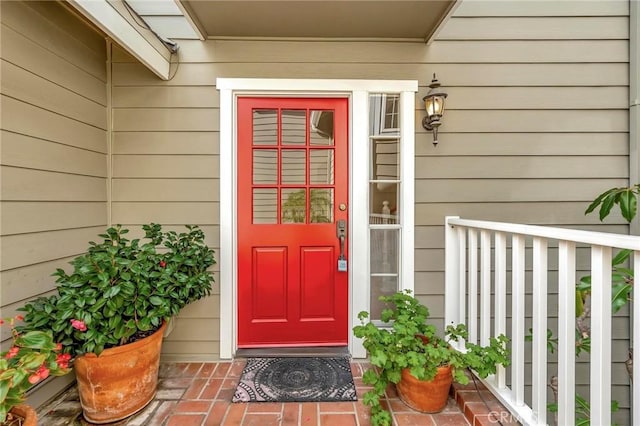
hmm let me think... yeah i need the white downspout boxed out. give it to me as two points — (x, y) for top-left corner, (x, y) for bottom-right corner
(106, 38), (113, 227)
(630, 3), (640, 425)
(630, 0), (639, 236)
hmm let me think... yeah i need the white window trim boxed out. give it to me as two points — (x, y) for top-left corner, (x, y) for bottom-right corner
(217, 78), (416, 359)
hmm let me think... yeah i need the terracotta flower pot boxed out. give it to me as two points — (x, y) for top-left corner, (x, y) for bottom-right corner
(396, 365), (453, 413)
(7, 404), (37, 426)
(74, 322), (166, 424)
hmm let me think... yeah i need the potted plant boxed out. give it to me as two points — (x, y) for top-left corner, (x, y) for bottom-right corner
(1, 315), (71, 426)
(18, 224), (215, 424)
(353, 290), (510, 426)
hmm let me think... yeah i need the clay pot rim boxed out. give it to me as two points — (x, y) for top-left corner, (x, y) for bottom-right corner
(9, 404), (37, 426)
(79, 321), (167, 359)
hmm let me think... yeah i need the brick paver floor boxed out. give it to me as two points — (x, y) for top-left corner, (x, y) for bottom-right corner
(38, 360), (513, 425)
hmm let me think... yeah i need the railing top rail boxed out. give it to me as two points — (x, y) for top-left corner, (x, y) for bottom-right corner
(446, 217), (640, 251)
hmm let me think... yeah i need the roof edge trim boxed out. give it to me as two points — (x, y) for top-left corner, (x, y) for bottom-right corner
(67, 0), (171, 80)
(424, 0), (461, 44)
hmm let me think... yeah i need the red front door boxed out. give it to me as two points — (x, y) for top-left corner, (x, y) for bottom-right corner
(237, 97), (349, 347)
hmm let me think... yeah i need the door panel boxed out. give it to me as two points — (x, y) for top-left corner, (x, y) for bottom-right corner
(237, 97), (348, 347)
(300, 247), (335, 319)
(252, 247), (287, 321)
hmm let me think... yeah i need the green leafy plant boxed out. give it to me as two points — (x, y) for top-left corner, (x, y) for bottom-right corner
(536, 185), (637, 425)
(548, 396), (619, 426)
(585, 184), (640, 223)
(0, 315), (71, 423)
(353, 290), (510, 426)
(19, 224), (215, 357)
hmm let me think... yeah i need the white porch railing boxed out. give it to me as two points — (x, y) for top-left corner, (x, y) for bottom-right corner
(444, 216), (640, 426)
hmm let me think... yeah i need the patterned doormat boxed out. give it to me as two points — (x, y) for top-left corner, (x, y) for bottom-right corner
(232, 357), (358, 403)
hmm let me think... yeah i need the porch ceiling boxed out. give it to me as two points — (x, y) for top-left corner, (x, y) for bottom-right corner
(181, 1), (457, 41)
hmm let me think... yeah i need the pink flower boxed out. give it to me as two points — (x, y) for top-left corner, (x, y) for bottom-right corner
(159, 260), (167, 268)
(37, 365), (50, 379)
(56, 353), (71, 369)
(28, 374), (42, 384)
(5, 347), (19, 359)
(70, 319), (87, 332)
(14, 315), (24, 321)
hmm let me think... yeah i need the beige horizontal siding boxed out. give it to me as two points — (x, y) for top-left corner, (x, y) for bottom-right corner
(113, 132), (219, 155)
(415, 179), (629, 202)
(0, 0), (107, 407)
(1, 1), (105, 79)
(1, 22), (106, 105)
(414, 132), (629, 156)
(440, 110), (627, 133)
(2, 96), (107, 152)
(1, 61), (106, 129)
(112, 179), (219, 202)
(111, 61), (629, 87)
(416, 156), (628, 179)
(1, 167), (107, 201)
(415, 202), (626, 226)
(113, 108), (218, 132)
(111, 202), (219, 225)
(0, 258), (74, 305)
(438, 16), (629, 40)
(1, 202), (107, 235)
(112, 155), (219, 178)
(112, 86), (219, 108)
(1, 131), (107, 176)
(161, 341), (221, 362)
(454, 1), (629, 17)
(1, 226), (107, 270)
(438, 86), (629, 110)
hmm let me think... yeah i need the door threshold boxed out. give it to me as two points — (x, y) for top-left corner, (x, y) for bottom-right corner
(235, 346), (350, 358)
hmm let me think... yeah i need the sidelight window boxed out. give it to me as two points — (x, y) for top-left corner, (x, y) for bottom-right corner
(368, 94), (401, 320)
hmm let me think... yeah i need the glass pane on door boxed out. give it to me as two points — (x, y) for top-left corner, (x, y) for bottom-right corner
(253, 110), (277, 145)
(281, 188), (306, 223)
(253, 149), (277, 184)
(253, 188), (277, 224)
(282, 110), (306, 145)
(310, 110), (334, 146)
(310, 149), (334, 184)
(310, 189), (333, 223)
(282, 150), (306, 184)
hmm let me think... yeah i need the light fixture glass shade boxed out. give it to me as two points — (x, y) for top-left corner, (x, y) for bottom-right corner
(425, 96), (445, 118)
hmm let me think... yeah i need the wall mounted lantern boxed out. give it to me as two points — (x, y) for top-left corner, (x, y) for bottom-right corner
(422, 74), (448, 146)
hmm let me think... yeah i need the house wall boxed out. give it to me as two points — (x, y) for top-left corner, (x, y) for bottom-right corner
(433, 2), (630, 423)
(111, 0), (630, 420)
(0, 0), (108, 406)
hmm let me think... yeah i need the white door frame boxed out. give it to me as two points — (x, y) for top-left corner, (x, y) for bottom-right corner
(217, 78), (417, 359)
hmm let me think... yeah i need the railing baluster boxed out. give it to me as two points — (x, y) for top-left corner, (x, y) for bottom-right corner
(511, 234), (525, 406)
(557, 241), (576, 426)
(445, 217), (461, 332)
(531, 237), (547, 423)
(468, 229), (478, 344)
(457, 226), (467, 350)
(494, 231), (507, 389)
(480, 230), (492, 346)
(591, 245), (612, 425)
